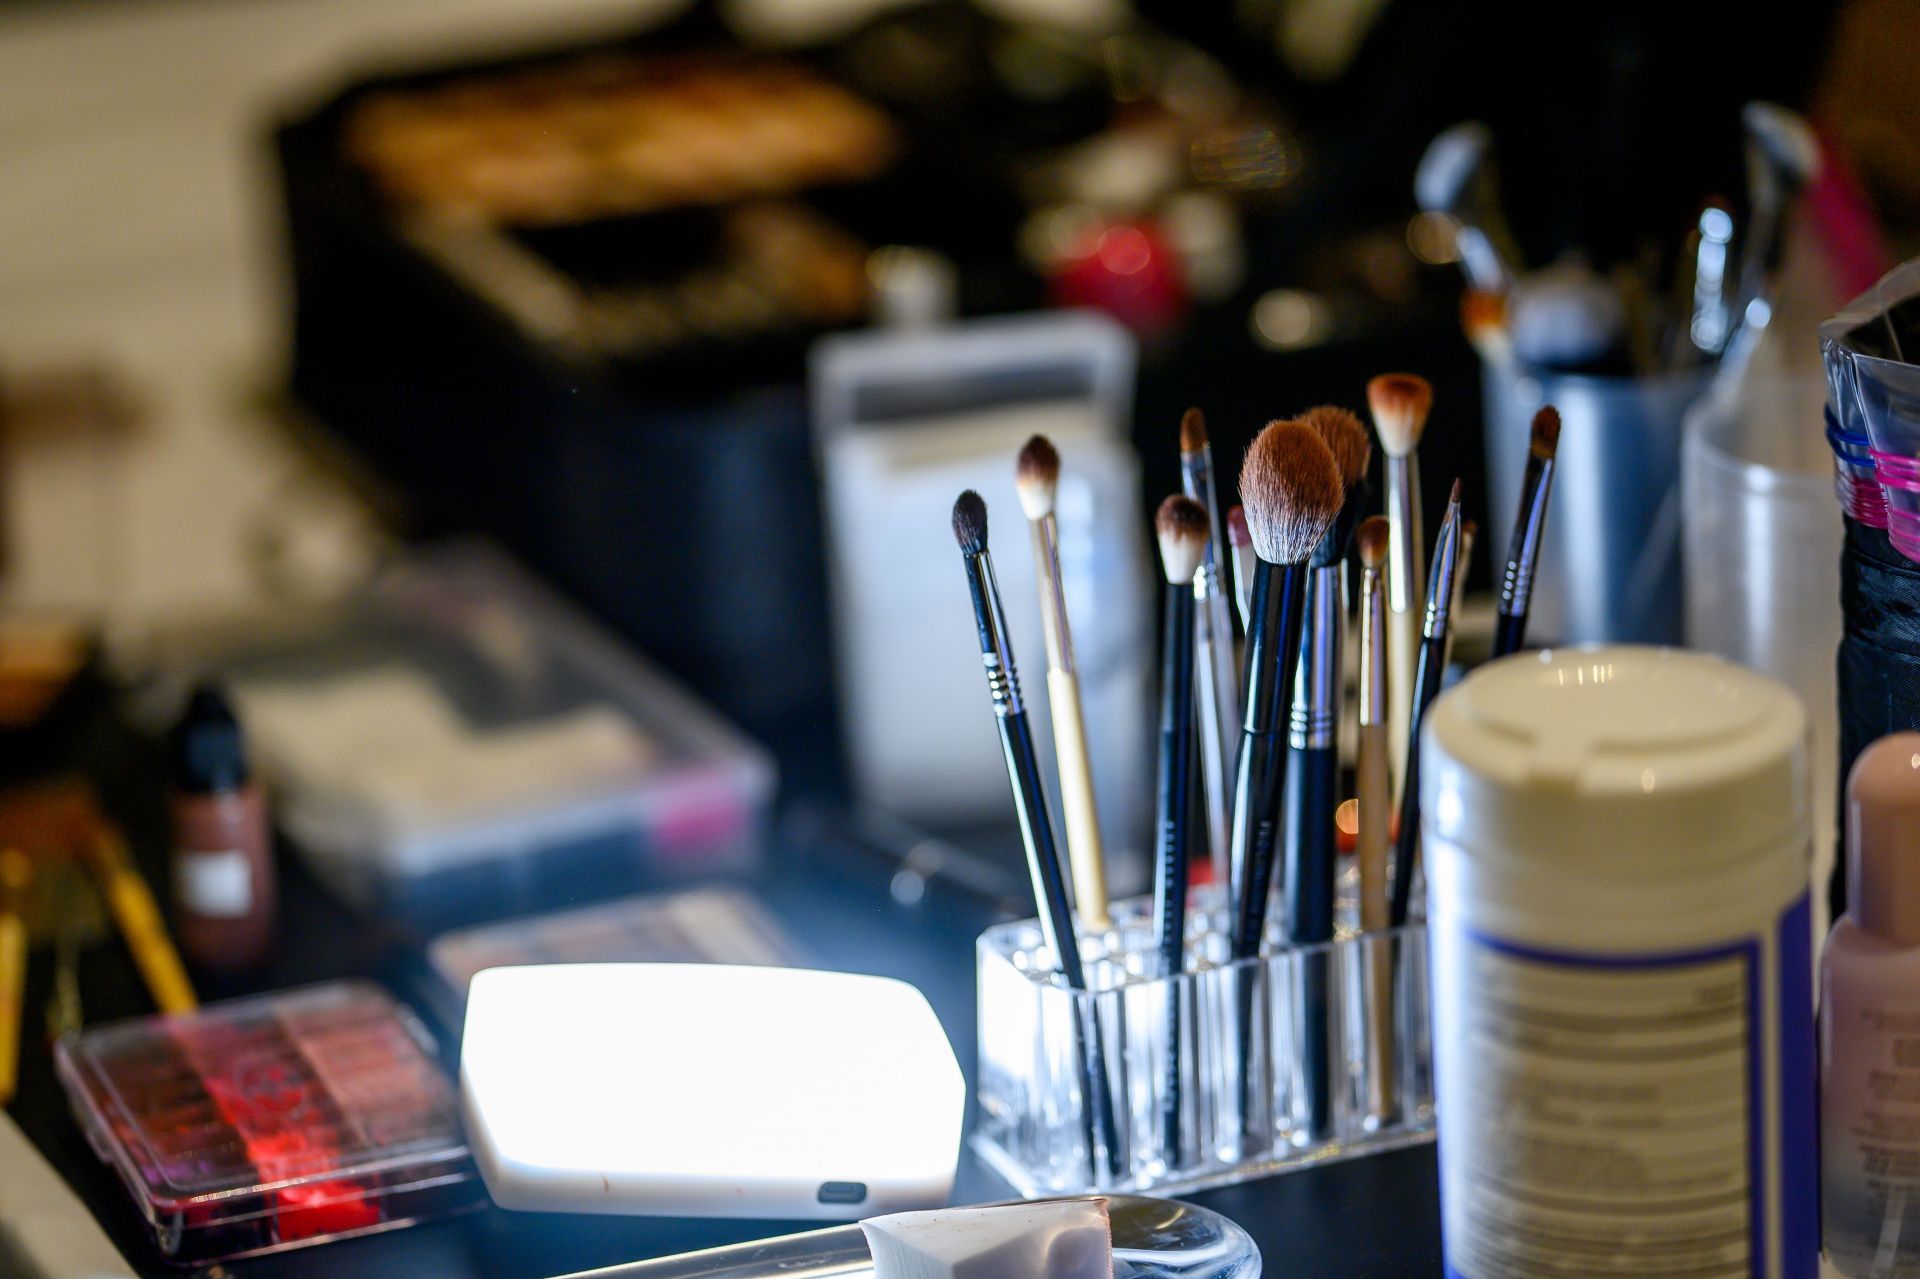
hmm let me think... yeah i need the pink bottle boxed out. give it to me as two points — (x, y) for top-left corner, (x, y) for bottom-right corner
(1823, 733), (1920, 1277)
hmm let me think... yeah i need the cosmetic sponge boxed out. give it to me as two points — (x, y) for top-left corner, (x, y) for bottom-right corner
(861, 1199), (1113, 1279)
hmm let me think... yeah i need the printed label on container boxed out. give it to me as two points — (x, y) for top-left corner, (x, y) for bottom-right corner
(1822, 988), (1920, 1276)
(175, 849), (252, 918)
(1445, 933), (1757, 1279)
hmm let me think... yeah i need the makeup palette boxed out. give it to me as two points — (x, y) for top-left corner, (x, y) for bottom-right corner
(56, 981), (477, 1264)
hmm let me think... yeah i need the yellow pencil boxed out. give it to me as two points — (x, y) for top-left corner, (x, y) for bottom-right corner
(0, 849), (32, 1104)
(85, 829), (195, 1015)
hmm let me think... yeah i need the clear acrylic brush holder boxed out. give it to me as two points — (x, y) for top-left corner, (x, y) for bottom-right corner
(972, 886), (1434, 1196)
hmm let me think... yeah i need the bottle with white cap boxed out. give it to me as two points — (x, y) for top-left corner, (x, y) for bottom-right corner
(1422, 646), (1816, 1279)
(1823, 733), (1920, 1277)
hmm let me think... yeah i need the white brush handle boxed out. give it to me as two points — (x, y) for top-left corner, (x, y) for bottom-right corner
(1048, 668), (1109, 929)
(1385, 458), (1423, 803)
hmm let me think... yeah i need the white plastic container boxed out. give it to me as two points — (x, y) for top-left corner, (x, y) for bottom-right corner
(1422, 646), (1816, 1279)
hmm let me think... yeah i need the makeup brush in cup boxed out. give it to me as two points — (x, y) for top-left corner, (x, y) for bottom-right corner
(1286, 405), (1371, 1137)
(1493, 407), (1561, 658)
(1389, 482), (1463, 928)
(1152, 495), (1208, 1166)
(1354, 517), (1395, 1120)
(1461, 289), (1514, 371)
(1229, 422), (1344, 965)
(1015, 436), (1110, 929)
(1415, 122), (1524, 296)
(1227, 423), (1342, 1151)
(950, 491), (1120, 1178)
(1178, 411), (1239, 897)
(1368, 374), (1433, 805)
(1227, 506), (1254, 635)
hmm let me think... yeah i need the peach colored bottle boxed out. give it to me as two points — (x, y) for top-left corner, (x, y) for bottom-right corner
(169, 685), (274, 970)
(1823, 733), (1920, 1277)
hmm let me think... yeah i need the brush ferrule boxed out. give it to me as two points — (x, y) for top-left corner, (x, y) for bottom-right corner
(1358, 567), (1387, 727)
(1028, 515), (1076, 675)
(1422, 511), (1462, 641)
(1384, 458), (1424, 614)
(1289, 568), (1342, 751)
(969, 551), (1025, 717)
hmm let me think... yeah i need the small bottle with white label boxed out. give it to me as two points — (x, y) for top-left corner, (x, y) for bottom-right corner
(1824, 733), (1920, 1278)
(169, 684), (273, 970)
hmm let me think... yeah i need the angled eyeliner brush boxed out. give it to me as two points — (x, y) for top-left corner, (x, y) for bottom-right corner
(1389, 483), (1463, 928)
(1493, 407), (1562, 658)
(950, 491), (1120, 1179)
(1227, 423), (1342, 1152)
(1179, 410), (1239, 900)
(1287, 406), (1371, 1138)
(1151, 495), (1208, 1167)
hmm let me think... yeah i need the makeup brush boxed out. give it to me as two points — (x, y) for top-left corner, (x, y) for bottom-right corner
(1229, 421), (1343, 966)
(1389, 483), (1463, 928)
(1720, 103), (1821, 387)
(1493, 406), (1561, 658)
(951, 491), (1120, 1178)
(1227, 506), (1254, 634)
(1016, 436), (1110, 930)
(1415, 122), (1524, 296)
(1152, 494), (1208, 1165)
(1228, 424), (1341, 1151)
(1353, 517), (1394, 1120)
(1287, 405), (1370, 1137)
(1461, 288), (1514, 371)
(1178, 410), (1239, 899)
(1368, 373), (1433, 806)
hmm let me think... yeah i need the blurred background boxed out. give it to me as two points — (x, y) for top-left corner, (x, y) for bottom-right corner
(0, 0), (1910, 906)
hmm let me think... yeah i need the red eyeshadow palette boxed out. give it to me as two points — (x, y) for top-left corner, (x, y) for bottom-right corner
(56, 981), (477, 1264)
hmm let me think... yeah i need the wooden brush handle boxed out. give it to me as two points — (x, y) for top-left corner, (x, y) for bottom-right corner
(0, 912), (21, 1103)
(1355, 721), (1395, 1121)
(94, 835), (197, 1015)
(1047, 669), (1110, 930)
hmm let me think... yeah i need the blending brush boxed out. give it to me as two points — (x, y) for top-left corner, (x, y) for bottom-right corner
(1388, 483), (1463, 928)
(950, 491), (1121, 1178)
(1152, 495), (1208, 1166)
(1227, 506), (1254, 635)
(1016, 435), (1110, 929)
(1227, 422), (1342, 1151)
(1178, 410), (1239, 899)
(1353, 517), (1395, 1121)
(1493, 407), (1561, 658)
(1368, 374), (1434, 806)
(1286, 405), (1370, 1137)
(1462, 288), (1514, 371)
(1229, 422), (1343, 963)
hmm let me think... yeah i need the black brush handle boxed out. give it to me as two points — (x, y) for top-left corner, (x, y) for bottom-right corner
(1230, 563), (1307, 961)
(1285, 743), (1336, 1136)
(1154, 589), (1196, 1163)
(999, 711), (1122, 1179)
(1388, 632), (1448, 927)
(1491, 609), (1526, 658)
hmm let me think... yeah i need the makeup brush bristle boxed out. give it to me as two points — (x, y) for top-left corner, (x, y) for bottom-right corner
(1155, 496), (1210, 584)
(1239, 420), (1343, 565)
(1448, 477), (1463, 506)
(1299, 405), (1372, 487)
(1355, 515), (1390, 569)
(951, 490), (988, 554)
(1530, 405), (1562, 459)
(1366, 374), (1434, 458)
(1227, 505), (1250, 548)
(1179, 407), (1208, 455)
(1461, 289), (1507, 338)
(1015, 435), (1060, 520)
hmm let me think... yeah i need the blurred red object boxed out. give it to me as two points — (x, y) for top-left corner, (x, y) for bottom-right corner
(1048, 218), (1188, 335)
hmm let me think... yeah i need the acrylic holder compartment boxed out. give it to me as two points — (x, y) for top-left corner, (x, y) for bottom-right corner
(973, 889), (1433, 1197)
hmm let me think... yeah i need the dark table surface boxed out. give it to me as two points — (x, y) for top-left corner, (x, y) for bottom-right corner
(5, 685), (1442, 1278)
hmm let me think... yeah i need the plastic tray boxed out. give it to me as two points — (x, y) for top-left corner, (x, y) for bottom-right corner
(555, 1195), (1259, 1279)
